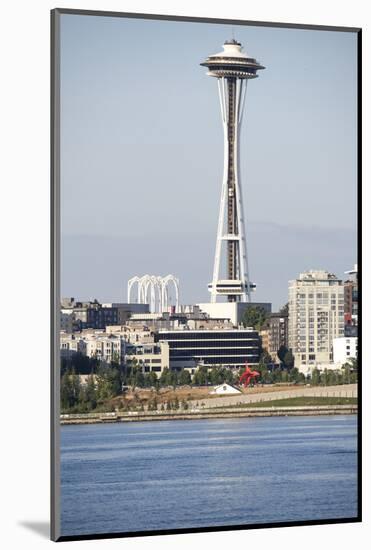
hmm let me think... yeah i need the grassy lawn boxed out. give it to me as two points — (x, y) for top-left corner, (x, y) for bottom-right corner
(217, 396), (358, 408)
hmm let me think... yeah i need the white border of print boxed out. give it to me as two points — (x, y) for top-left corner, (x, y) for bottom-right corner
(1, 0), (368, 549)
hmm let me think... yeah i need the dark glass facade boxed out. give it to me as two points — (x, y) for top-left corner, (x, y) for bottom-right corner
(155, 330), (260, 368)
(84, 307), (118, 329)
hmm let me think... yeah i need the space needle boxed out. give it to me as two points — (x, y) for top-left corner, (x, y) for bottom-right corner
(201, 40), (264, 303)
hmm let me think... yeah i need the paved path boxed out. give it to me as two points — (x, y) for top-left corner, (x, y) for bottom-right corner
(188, 384), (357, 409)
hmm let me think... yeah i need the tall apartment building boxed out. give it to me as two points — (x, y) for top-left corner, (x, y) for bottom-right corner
(288, 270), (344, 372)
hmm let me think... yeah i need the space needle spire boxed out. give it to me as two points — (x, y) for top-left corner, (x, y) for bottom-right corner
(201, 39), (264, 303)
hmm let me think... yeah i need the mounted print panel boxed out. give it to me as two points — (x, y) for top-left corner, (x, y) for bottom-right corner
(51, 8), (361, 542)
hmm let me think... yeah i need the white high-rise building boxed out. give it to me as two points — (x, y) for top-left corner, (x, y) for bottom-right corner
(288, 270), (344, 373)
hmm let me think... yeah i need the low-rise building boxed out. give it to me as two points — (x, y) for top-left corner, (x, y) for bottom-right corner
(155, 327), (260, 371)
(60, 310), (74, 333)
(60, 333), (87, 359)
(333, 337), (358, 366)
(61, 298), (149, 331)
(84, 334), (126, 364)
(210, 383), (241, 395)
(197, 302), (272, 327)
(102, 303), (149, 324)
(125, 342), (170, 373)
(106, 324), (155, 344)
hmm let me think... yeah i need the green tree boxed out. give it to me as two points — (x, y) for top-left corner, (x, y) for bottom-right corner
(271, 368), (283, 384)
(255, 351), (272, 384)
(160, 367), (171, 387)
(147, 371), (158, 387)
(342, 357), (358, 384)
(81, 375), (97, 411)
(134, 369), (145, 388)
(321, 369), (330, 386)
(222, 368), (234, 384)
(168, 370), (178, 388)
(60, 371), (81, 411)
(277, 345), (289, 365)
(70, 372), (81, 403)
(193, 366), (209, 386)
(242, 306), (268, 331)
(60, 373), (74, 410)
(259, 350), (272, 367)
(283, 350), (295, 369)
(127, 366), (145, 388)
(255, 364), (268, 384)
(281, 369), (288, 383)
(179, 369), (191, 385)
(61, 353), (98, 376)
(279, 303), (289, 316)
(96, 364), (122, 400)
(288, 367), (304, 384)
(341, 364), (352, 384)
(311, 368), (321, 385)
(209, 368), (222, 385)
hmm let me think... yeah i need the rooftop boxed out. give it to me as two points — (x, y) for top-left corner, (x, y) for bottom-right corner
(298, 270), (340, 281)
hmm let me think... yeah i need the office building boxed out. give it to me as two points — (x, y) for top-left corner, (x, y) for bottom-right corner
(155, 328), (260, 372)
(125, 342), (170, 374)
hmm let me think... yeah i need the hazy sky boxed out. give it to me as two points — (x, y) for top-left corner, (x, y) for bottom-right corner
(60, 14), (357, 310)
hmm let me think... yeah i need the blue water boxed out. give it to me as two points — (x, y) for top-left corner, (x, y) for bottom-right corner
(60, 415), (358, 536)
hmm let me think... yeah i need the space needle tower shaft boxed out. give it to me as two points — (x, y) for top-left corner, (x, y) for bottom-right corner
(201, 40), (264, 303)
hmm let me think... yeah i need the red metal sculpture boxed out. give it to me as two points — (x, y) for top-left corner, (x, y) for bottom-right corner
(239, 364), (260, 387)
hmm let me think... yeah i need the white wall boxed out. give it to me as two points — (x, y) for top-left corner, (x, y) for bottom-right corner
(197, 302), (239, 325)
(333, 337), (358, 365)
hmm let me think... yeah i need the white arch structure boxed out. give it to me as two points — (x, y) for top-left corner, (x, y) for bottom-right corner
(127, 275), (179, 313)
